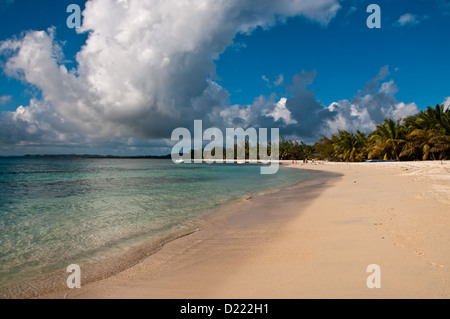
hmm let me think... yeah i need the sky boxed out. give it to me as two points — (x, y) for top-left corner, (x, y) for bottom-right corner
(0, 0), (449, 156)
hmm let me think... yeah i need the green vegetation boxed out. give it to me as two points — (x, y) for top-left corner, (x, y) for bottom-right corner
(283, 104), (450, 162)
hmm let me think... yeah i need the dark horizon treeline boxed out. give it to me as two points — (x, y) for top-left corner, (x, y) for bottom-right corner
(283, 104), (449, 162)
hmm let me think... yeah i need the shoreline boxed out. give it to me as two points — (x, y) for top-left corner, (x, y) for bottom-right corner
(40, 168), (339, 299)
(70, 160), (450, 299)
(0, 164), (325, 299)
(5, 160), (450, 299)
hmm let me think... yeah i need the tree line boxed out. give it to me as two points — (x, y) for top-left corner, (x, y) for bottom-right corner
(282, 104), (450, 162)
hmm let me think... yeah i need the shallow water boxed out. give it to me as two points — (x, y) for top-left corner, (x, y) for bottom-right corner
(0, 158), (311, 287)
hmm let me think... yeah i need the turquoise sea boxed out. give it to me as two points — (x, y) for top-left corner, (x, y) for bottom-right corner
(0, 158), (311, 291)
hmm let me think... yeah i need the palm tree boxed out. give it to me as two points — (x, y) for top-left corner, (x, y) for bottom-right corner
(278, 136), (308, 160)
(368, 119), (407, 161)
(333, 130), (368, 162)
(402, 104), (450, 160)
(303, 144), (316, 160)
(279, 136), (290, 160)
(417, 104), (449, 130)
(314, 136), (338, 161)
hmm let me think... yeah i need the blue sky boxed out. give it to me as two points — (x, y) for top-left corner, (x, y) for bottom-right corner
(217, 0), (450, 109)
(0, 0), (449, 155)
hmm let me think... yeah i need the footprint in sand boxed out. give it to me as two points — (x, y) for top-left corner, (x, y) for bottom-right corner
(427, 261), (445, 268)
(374, 223), (383, 226)
(416, 250), (425, 256)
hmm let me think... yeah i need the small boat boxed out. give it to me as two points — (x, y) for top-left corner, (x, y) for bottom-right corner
(175, 159), (185, 164)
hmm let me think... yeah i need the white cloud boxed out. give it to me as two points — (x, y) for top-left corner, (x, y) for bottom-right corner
(379, 80), (398, 95)
(274, 74), (285, 87)
(213, 67), (419, 143)
(0, 0), (341, 151)
(0, 95), (12, 105)
(394, 13), (427, 27)
(322, 66), (418, 137)
(443, 97), (450, 111)
(266, 98), (297, 125)
(262, 74), (285, 87)
(325, 100), (375, 134)
(216, 93), (278, 129)
(0, 99), (84, 146)
(391, 102), (419, 120)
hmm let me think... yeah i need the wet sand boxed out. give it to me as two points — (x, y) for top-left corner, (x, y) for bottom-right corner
(44, 161), (450, 299)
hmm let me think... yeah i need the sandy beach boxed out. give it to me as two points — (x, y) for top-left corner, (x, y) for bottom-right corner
(44, 161), (450, 299)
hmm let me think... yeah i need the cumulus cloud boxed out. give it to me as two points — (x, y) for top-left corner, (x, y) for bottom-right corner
(213, 70), (333, 141)
(322, 66), (418, 137)
(208, 66), (418, 143)
(0, 0), (341, 152)
(213, 93), (279, 129)
(283, 70), (335, 139)
(213, 66), (419, 143)
(266, 98), (297, 125)
(0, 99), (84, 146)
(0, 1), (425, 152)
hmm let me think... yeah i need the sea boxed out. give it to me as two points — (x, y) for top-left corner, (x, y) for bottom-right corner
(0, 157), (311, 294)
